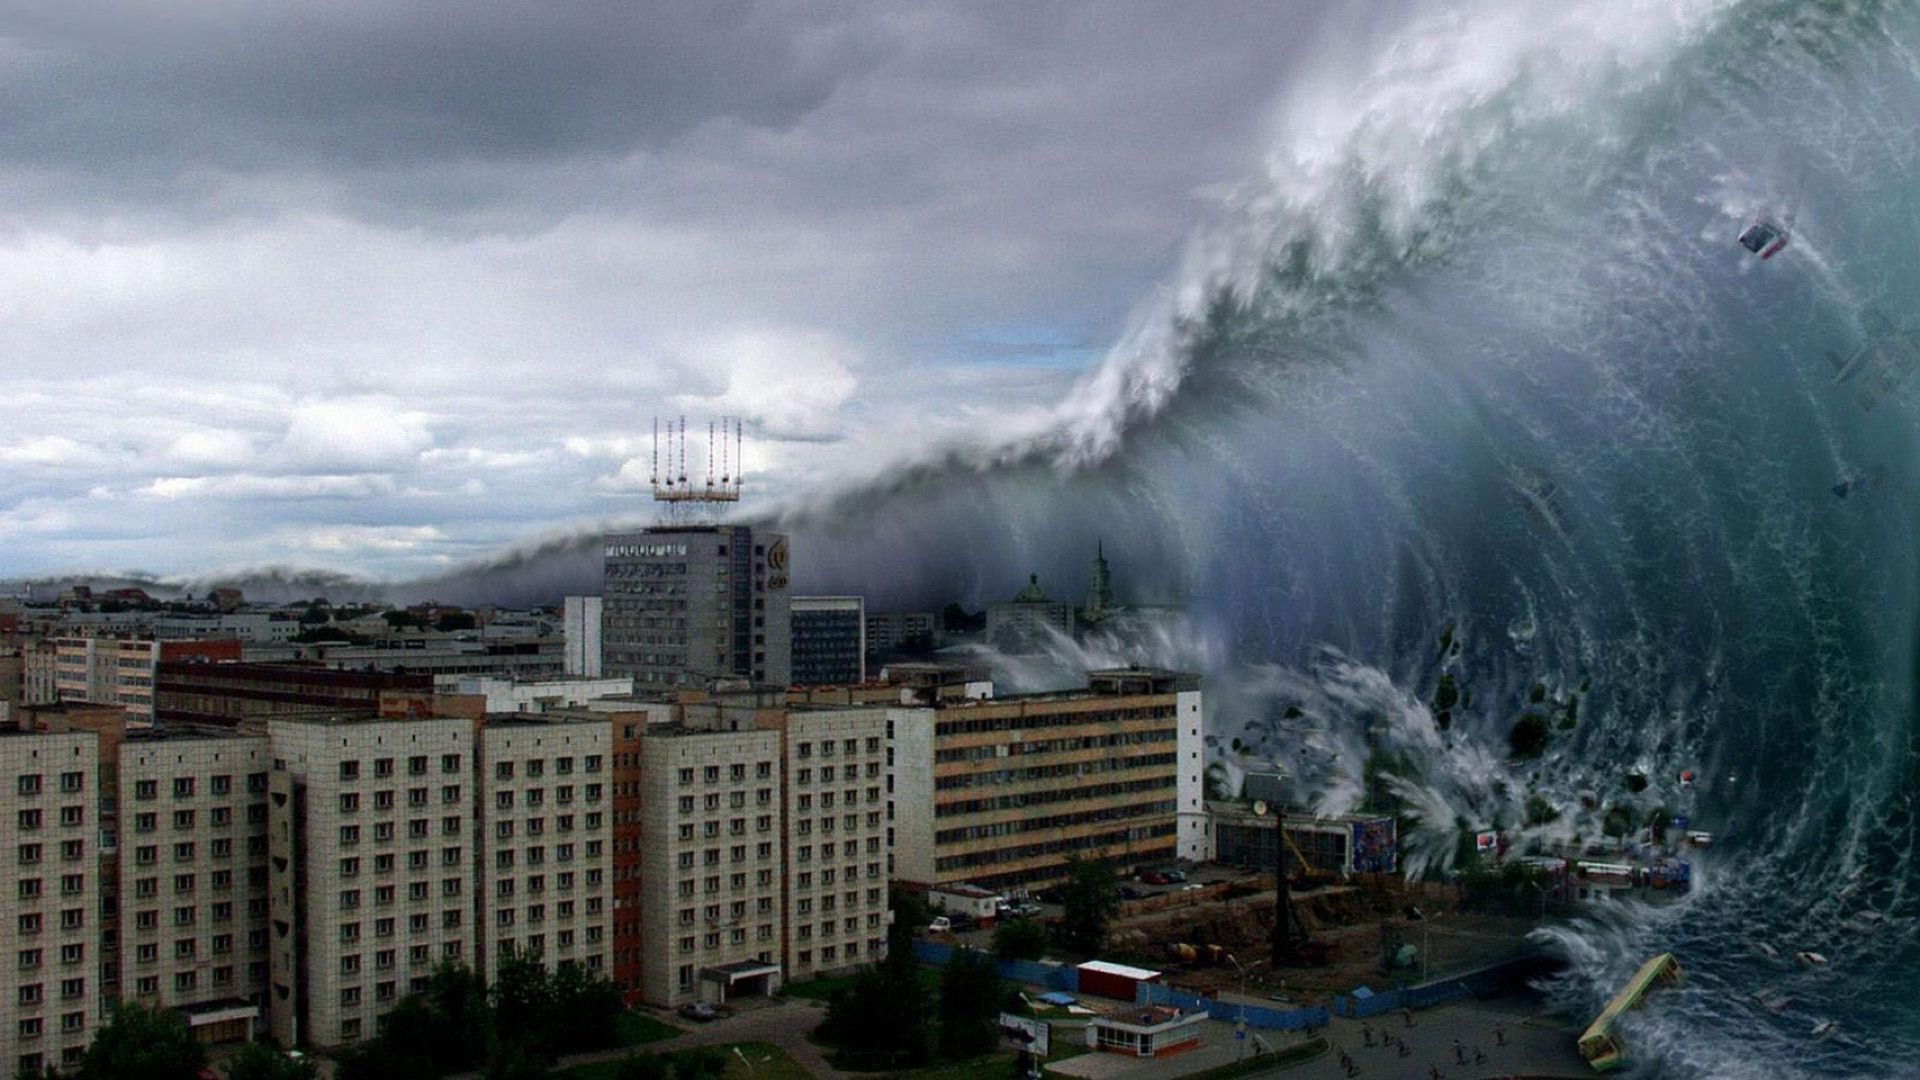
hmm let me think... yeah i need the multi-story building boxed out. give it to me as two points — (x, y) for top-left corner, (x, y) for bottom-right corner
(601, 526), (792, 689)
(776, 707), (890, 983)
(863, 611), (938, 667)
(266, 716), (476, 1051)
(436, 675), (631, 716)
(789, 597), (865, 687)
(54, 638), (241, 721)
(983, 576), (1074, 654)
(888, 668), (1203, 892)
(0, 729), (103, 1076)
(632, 701), (785, 1008)
(562, 597), (603, 678)
(474, 716), (613, 982)
(117, 731), (272, 1041)
(154, 663), (433, 731)
(22, 640), (58, 707)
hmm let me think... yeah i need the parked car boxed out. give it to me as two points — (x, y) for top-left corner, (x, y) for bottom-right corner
(1034, 887), (1067, 905)
(1161, 869), (1189, 883)
(928, 916), (952, 934)
(678, 1002), (718, 1022)
(949, 911), (975, 931)
(998, 901), (1043, 919)
(1117, 885), (1144, 901)
(1139, 871), (1170, 886)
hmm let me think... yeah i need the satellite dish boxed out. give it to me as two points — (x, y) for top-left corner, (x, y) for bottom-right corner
(1252, 801), (1269, 817)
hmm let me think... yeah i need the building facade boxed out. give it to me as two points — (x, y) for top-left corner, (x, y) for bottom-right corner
(889, 669), (1202, 892)
(789, 597), (865, 687)
(474, 717), (614, 982)
(54, 638), (241, 721)
(0, 730), (103, 1076)
(778, 708), (890, 983)
(267, 716), (476, 1050)
(984, 576), (1074, 654)
(436, 676), (631, 715)
(863, 611), (937, 667)
(155, 664), (433, 731)
(601, 526), (792, 689)
(562, 597), (604, 678)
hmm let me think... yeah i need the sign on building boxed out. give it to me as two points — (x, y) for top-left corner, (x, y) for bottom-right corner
(998, 1014), (1051, 1058)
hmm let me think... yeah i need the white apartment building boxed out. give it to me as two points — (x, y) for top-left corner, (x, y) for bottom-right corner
(562, 597), (603, 678)
(779, 709), (891, 983)
(52, 638), (158, 720)
(0, 730), (103, 1076)
(475, 717), (613, 981)
(117, 733), (272, 1043)
(267, 716), (476, 1051)
(438, 675), (631, 716)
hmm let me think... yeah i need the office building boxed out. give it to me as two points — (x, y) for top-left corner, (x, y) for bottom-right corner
(984, 575), (1073, 654)
(435, 675), (631, 715)
(563, 597), (604, 678)
(0, 729), (103, 1076)
(53, 638), (241, 721)
(267, 716), (476, 1050)
(601, 526), (792, 688)
(790, 597), (865, 687)
(888, 668), (1203, 892)
(154, 663), (433, 731)
(863, 611), (938, 666)
(474, 716), (613, 981)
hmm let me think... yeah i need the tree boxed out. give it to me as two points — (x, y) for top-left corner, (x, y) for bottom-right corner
(937, 948), (1005, 1061)
(821, 914), (931, 1068)
(992, 917), (1048, 962)
(549, 961), (625, 1052)
(1058, 856), (1118, 956)
(75, 1001), (207, 1080)
(1507, 714), (1550, 759)
(225, 1043), (319, 1080)
(436, 612), (478, 632)
(612, 1055), (673, 1080)
(671, 1049), (726, 1080)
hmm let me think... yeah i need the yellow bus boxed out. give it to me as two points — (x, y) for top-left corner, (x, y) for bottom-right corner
(1578, 952), (1684, 1072)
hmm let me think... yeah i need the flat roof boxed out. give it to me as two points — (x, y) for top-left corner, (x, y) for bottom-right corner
(1077, 961), (1161, 981)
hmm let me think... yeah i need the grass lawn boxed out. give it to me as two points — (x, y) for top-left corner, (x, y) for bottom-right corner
(895, 1052), (1020, 1080)
(562, 1041), (809, 1080)
(615, 1009), (683, 1046)
(784, 968), (941, 1002)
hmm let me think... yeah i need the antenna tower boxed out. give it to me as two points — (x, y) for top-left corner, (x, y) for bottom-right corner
(651, 415), (744, 522)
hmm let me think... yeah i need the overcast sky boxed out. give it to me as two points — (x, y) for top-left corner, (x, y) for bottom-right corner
(0, 0), (1341, 581)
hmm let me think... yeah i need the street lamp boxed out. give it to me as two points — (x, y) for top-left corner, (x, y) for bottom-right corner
(1226, 953), (1250, 1061)
(732, 1045), (756, 1079)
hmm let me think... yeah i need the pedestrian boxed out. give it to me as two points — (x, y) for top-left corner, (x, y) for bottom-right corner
(1495, 1024), (1507, 1047)
(1453, 1039), (1466, 1065)
(1429, 1066), (1443, 1080)
(1362, 1023), (1374, 1047)
(1473, 1046), (1486, 1064)
(1398, 1041), (1411, 1058)
(1404, 1007), (1415, 1028)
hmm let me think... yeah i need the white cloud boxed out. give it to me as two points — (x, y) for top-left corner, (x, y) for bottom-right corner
(282, 398), (434, 472)
(0, 435), (111, 467)
(675, 327), (859, 439)
(141, 474), (399, 500)
(165, 429), (255, 468)
(288, 525), (448, 553)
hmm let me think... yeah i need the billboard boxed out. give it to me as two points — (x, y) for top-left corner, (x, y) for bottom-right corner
(998, 1014), (1051, 1057)
(1350, 817), (1399, 874)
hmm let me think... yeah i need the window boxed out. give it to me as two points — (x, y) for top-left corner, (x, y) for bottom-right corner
(174, 777), (196, 798)
(17, 774), (41, 796)
(442, 754), (461, 774)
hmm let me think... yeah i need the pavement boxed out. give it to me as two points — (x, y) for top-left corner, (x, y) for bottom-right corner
(1255, 997), (1591, 1080)
(542, 996), (856, 1079)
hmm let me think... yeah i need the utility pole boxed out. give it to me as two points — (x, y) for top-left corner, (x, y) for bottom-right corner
(1272, 804), (1292, 967)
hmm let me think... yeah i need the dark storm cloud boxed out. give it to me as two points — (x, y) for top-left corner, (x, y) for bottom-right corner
(0, 1), (883, 169)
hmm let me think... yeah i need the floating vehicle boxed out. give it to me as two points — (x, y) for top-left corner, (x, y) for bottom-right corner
(1847, 911), (1888, 935)
(1795, 951), (1829, 966)
(1750, 988), (1792, 1014)
(1579, 953), (1684, 1072)
(1812, 1019), (1840, 1040)
(1827, 308), (1920, 412)
(1684, 830), (1714, 847)
(1510, 468), (1574, 533)
(1749, 941), (1780, 960)
(1738, 213), (1791, 259)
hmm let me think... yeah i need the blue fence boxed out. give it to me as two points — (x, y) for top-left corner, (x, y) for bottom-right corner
(1136, 983), (1331, 1031)
(910, 941), (1079, 991)
(1330, 955), (1560, 1019)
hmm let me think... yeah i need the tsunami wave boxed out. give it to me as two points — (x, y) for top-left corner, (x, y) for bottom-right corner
(39, 3), (1920, 1074)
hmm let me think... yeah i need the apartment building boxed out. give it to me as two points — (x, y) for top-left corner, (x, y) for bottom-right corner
(632, 709), (784, 1008)
(0, 729), (103, 1076)
(889, 668), (1203, 893)
(267, 716), (476, 1051)
(117, 733), (271, 1041)
(474, 717), (613, 982)
(155, 663), (433, 731)
(777, 708), (890, 983)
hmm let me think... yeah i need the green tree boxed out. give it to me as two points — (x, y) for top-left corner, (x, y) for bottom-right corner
(1507, 714), (1550, 759)
(821, 916), (931, 1068)
(436, 612), (478, 632)
(225, 1042), (320, 1080)
(75, 1001), (207, 1080)
(937, 948), (1006, 1061)
(489, 955), (559, 1070)
(1057, 855), (1118, 956)
(671, 1048), (726, 1080)
(549, 961), (624, 1052)
(992, 917), (1048, 962)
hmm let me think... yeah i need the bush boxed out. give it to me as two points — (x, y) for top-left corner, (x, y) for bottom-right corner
(993, 918), (1048, 962)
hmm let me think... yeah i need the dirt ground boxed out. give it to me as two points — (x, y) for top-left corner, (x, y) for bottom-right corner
(1102, 875), (1546, 1002)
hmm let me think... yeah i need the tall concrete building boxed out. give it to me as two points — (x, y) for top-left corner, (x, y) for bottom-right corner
(562, 597), (604, 678)
(267, 716), (476, 1050)
(789, 597), (865, 687)
(53, 638), (241, 721)
(0, 729), (103, 1076)
(887, 668), (1203, 892)
(777, 707), (891, 983)
(601, 526), (792, 688)
(474, 716), (613, 982)
(984, 575), (1074, 654)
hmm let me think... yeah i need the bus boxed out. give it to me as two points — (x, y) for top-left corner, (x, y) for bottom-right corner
(1578, 952), (1684, 1072)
